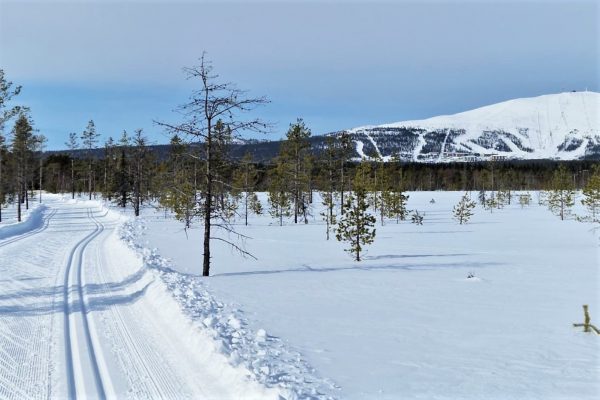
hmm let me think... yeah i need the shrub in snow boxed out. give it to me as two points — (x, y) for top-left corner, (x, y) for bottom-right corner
(411, 210), (424, 225)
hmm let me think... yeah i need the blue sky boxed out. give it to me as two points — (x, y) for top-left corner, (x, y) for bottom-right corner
(0, 0), (598, 150)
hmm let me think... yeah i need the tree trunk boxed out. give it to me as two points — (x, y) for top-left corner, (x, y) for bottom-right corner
(71, 159), (75, 199)
(340, 160), (345, 214)
(39, 158), (43, 203)
(88, 159), (92, 200)
(17, 190), (21, 222)
(202, 121), (213, 277)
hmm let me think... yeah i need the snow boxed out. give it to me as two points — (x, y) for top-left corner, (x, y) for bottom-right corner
(0, 195), (284, 399)
(1, 191), (598, 399)
(137, 191), (600, 399)
(348, 91), (600, 160)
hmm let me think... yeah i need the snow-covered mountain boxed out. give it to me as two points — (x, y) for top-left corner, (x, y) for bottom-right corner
(345, 91), (600, 162)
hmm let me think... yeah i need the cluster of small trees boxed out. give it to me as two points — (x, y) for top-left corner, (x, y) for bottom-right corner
(0, 70), (47, 222)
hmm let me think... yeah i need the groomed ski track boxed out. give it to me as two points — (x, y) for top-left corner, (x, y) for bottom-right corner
(0, 196), (278, 399)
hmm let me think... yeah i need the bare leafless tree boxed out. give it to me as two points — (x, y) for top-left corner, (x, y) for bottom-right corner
(155, 53), (269, 276)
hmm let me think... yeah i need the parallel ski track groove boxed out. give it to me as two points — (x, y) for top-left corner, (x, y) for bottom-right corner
(63, 208), (106, 400)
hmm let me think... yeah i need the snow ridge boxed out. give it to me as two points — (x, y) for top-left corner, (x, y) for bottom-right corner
(118, 218), (339, 400)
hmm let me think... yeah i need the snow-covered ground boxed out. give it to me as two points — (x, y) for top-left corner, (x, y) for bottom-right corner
(136, 191), (600, 400)
(0, 195), (282, 399)
(0, 191), (598, 399)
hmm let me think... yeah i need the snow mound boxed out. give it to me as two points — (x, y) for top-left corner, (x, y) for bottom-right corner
(0, 203), (47, 241)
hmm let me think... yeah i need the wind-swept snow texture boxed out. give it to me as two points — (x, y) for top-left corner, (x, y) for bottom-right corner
(347, 91), (600, 161)
(140, 192), (599, 400)
(0, 195), (283, 399)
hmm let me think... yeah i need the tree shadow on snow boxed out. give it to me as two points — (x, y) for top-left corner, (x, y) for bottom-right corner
(211, 259), (503, 278)
(0, 269), (151, 317)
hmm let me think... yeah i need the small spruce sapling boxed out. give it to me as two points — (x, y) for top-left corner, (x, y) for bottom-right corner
(518, 192), (532, 208)
(411, 210), (424, 225)
(248, 193), (263, 216)
(547, 165), (575, 220)
(453, 193), (476, 224)
(335, 165), (376, 261)
(581, 166), (600, 222)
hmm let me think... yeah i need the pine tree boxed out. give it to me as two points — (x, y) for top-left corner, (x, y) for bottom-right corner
(233, 152), (259, 225)
(547, 165), (575, 220)
(65, 132), (79, 199)
(102, 136), (116, 200)
(518, 192), (532, 208)
(280, 118), (311, 224)
(319, 135), (339, 239)
(11, 113), (35, 221)
(453, 192), (476, 224)
(80, 120), (99, 200)
(248, 192), (263, 216)
(338, 131), (353, 214)
(335, 165), (376, 261)
(581, 166), (600, 221)
(130, 129), (150, 217)
(157, 135), (196, 228)
(320, 190), (337, 240)
(411, 210), (424, 225)
(478, 189), (486, 206)
(268, 157), (292, 226)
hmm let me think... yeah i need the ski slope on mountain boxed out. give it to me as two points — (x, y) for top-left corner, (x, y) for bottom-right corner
(0, 196), (281, 399)
(348, 91), (600, 161)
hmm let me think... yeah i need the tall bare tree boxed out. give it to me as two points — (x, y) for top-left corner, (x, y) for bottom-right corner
(156, 54), (269, 276)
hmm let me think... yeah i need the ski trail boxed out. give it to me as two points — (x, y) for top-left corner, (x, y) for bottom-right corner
(438, 129), (451, 162)
(63, 207), (107, 399)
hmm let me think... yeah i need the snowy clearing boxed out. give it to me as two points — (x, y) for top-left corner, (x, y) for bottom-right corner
(136, 191), (599, 400)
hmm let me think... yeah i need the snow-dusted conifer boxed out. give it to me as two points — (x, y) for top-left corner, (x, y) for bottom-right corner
(547, 166), (575, 220)
(453, 193), (476, 224)
(581, 166), (600, 221)
(411, 210), (424, 225)
(335, 164), (376, 261)
(248, 193), (263, 216)
(385, 190), (409, 223)
(518, 192), (532, 208)
(268, 158), (292, 226)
